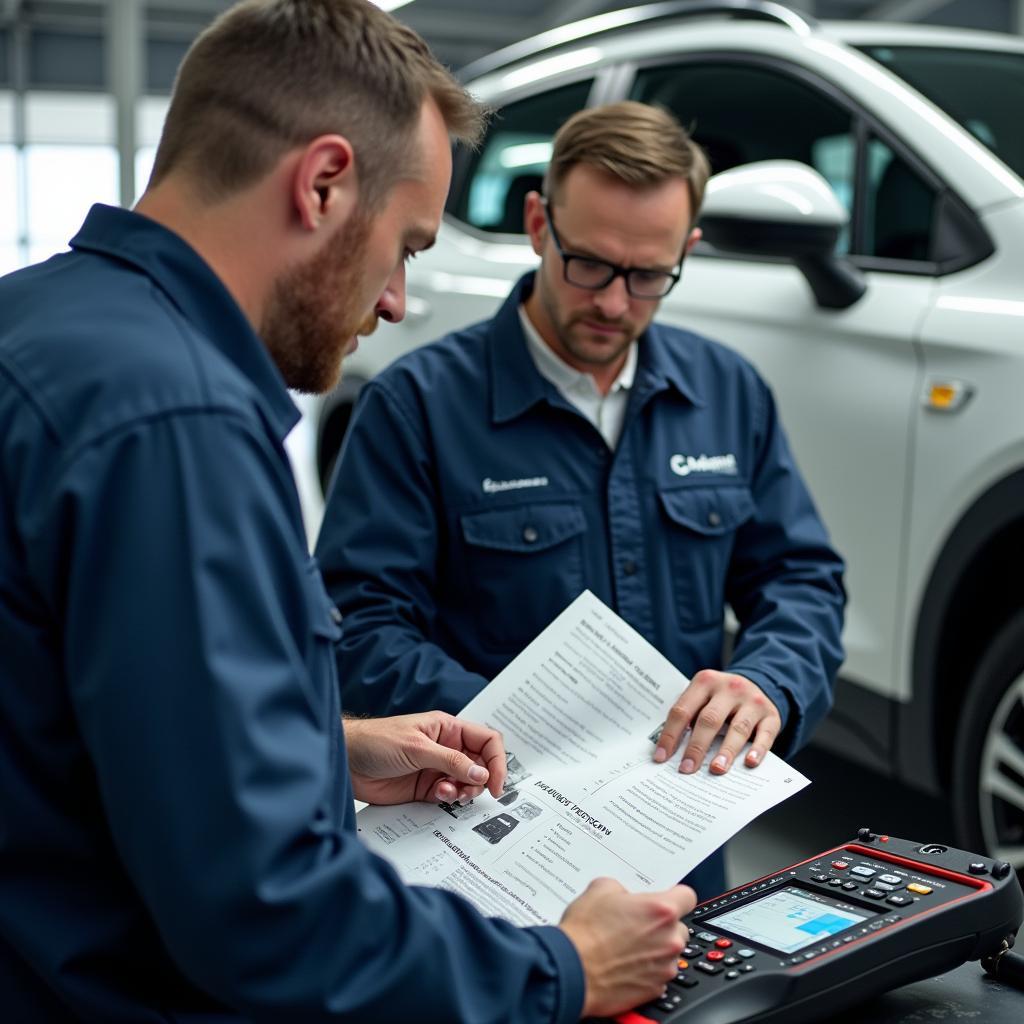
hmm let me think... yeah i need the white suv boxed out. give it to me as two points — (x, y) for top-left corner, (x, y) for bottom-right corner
(315, 1), (1024, 868)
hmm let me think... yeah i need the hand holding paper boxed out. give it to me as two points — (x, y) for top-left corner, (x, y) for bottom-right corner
(344, 711), (507, 806)
(357, 592), (809, 924)
(654, 668), (783, 774)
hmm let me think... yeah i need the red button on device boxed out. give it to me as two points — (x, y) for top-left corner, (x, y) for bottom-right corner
(831, 861), (850, 870)
(715, 939), (733, 949)
(707, 950), (726, 961)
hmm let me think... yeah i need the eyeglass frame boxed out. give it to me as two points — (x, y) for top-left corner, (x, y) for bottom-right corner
(541, 199), (686, 300)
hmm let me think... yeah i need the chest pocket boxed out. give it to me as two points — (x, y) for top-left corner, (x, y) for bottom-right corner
(658, 485), (755, 629)
(459, 502), (586, 651)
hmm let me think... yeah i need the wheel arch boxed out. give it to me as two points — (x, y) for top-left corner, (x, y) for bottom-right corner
(901, 469), (1024, 797)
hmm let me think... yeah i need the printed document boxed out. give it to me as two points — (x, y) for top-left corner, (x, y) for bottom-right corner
(357, 591), (809, 925)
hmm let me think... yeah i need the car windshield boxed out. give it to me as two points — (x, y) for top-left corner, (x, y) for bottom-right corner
(859, 46), (1024, 180)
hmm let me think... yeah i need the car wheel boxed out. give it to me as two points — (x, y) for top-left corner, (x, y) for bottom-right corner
(952, 611), (1024, 877)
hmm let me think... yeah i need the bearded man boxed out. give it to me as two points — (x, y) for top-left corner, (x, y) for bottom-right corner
(0, 3), (695, 1021)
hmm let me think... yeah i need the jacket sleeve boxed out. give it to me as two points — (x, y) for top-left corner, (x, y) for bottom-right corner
(723, 381), (847, 757)
(315, 379), (489, 716)
(42, 410), (584, 1024)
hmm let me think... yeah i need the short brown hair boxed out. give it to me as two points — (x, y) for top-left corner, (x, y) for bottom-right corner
(544, 101), (711, 219)
(149, 0), (485, 208)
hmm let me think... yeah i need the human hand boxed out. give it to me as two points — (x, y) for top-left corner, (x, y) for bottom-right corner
(343, 712), (506, 806)
(559, 878), (694, 1018)
(653, 670), (782, 775)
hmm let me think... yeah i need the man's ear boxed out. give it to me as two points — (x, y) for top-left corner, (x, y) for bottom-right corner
(292, 134), (358, 232)
(686, 226), (703, 253)
(523, 190), (547, 256)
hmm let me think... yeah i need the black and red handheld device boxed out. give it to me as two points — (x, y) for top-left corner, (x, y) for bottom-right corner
(611, 829), (1023, 1024)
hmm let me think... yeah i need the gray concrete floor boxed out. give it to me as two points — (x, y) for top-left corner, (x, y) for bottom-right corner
(726, 746), (955, 889)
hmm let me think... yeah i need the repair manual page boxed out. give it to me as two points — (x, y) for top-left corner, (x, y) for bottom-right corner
(356, 590), (809, 925)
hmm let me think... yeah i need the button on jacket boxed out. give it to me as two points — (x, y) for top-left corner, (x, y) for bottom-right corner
(317, 273), (846, 759)
(0, 210), (582, 1023)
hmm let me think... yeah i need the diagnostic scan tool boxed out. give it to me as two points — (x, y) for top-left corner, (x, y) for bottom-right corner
(611, 830), (1023, 1024)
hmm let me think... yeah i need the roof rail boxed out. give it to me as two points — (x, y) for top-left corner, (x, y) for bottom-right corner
(458, 0), (819, 83)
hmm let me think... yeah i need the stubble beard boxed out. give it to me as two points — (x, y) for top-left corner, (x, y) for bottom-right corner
(262, 211), (373, 395)
(540, 274), (638, 372)
(561, 311), (634, 368)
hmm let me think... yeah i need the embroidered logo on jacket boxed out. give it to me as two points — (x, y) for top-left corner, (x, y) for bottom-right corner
(670, 453), (738, 478)
(482, 476), (550, 494)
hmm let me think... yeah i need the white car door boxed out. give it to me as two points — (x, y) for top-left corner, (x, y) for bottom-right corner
(663, 250), (930, 698)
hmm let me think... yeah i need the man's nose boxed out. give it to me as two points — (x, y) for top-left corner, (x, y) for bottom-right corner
(592, 274), (630, 319)
(376, 262), (407, 324)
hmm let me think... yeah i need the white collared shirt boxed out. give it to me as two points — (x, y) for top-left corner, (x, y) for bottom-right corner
(518, 306), (637, 450)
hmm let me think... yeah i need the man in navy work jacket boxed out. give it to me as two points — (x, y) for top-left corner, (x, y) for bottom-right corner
(0, 4), (697, 1021)
(316, 102), (847, 898)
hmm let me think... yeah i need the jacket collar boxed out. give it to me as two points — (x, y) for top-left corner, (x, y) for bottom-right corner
(70, 204), (300, 441)
(488, 272), (705, 424)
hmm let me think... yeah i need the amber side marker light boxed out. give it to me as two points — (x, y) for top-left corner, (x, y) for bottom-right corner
(923, 379), (973, 413)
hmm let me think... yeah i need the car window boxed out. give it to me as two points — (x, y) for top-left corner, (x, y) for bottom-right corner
(858, 46), (1024, 181)
(629, 60), (940, 262)
(450, 79), (594, 234)
(863, 136), (935, 262)
(629, 62), (858, 254)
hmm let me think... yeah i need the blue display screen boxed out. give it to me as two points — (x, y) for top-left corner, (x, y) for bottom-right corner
(704, 887), (875, 954)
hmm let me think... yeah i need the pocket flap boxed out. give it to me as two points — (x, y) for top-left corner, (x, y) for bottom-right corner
(658, 485), (755, 536)
(461, 502), (586, 553)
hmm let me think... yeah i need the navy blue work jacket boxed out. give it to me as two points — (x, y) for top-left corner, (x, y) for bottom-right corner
(0, 209), (582, 1023)
(317, 273), (845, 757)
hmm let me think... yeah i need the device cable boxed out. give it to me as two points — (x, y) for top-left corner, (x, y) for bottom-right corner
(981, 936), (1024, 991)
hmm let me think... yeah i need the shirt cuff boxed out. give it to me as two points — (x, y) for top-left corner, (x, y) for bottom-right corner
(528, 924), (586, 1024)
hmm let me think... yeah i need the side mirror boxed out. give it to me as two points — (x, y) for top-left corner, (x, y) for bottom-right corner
(699, 160), (866, 310)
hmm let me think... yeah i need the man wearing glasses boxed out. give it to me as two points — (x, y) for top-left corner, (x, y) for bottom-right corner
(316, 102), (845, 898)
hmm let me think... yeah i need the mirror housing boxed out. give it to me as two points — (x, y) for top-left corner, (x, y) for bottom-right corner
(699, 160), (866, 310)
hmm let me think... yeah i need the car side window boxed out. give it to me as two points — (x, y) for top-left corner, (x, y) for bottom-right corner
(630, 61), (857, 254)
(629, 60), (937, 261)
(864, 136), (936, 261)
(449, 79), (594, 234)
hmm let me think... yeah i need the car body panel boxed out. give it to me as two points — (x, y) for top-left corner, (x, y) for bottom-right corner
(901, 198), (1024, 691)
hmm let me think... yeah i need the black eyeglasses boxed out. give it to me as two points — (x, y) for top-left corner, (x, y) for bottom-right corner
(543, 202), (683, 300)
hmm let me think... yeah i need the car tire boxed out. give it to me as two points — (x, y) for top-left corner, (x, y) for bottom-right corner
(952, 611), (1024, 876)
